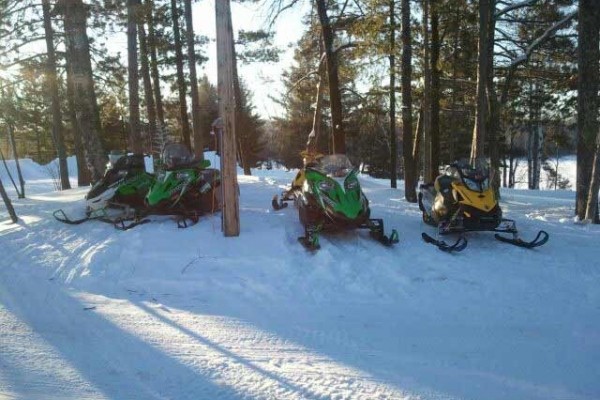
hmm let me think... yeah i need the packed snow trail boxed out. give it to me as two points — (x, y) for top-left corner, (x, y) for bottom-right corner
(1, 158), (600, 399)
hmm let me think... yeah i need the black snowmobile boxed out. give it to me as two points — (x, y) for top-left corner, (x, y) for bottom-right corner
(54, 152), (155, 226)
(272, 154), (398, 250)
(418, 160), (549, 252)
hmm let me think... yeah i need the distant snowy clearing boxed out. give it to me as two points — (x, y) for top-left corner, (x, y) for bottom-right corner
(0, 155), (599, 400)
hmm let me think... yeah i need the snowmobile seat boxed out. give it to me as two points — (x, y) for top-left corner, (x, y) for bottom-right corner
(162, 143), (196, 169)
(163, 158), (211, 171)
(434, 175), (456, 195)
(101, 155), (145, 185)
(112, 154), (146, 172)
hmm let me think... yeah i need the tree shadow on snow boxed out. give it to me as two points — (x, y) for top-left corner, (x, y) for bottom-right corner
(0, 270), (246, 400)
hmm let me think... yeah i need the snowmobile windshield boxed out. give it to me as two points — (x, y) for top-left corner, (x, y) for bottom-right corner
(162, 143), (194, 169)
(108, 151), (125, 168)
(313, 154), (355, 178)
(451, 162), (490, 191)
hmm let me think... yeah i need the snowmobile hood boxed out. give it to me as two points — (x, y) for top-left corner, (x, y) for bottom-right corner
(145, 165), (218, 208)
(453, 182), (497, 213)
(305, 168), (367, 220)
(85, 168), (154, 212)
(146, 169), (189, 207)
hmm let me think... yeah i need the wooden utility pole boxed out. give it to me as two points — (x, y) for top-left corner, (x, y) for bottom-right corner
(215, 0), (240, 236)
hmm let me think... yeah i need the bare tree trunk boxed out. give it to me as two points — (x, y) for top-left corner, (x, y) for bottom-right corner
(585, 142), (600, 222)
(576, 0), (600, 219)
(528, 122), (544, 190)
(401, 0), (416, 202)
(471, 0), (491, 163)
(127, 0), (143, 155)
(412, 106), (423, 179)
(59, 0), (106, 182)
(502, 155), (507, 187)
(7, 124), (25, 198)
(448, 6), (461, 164)
(509, 138), (514, 188)
(422, 0), (432, 183)
(138, 21), (157, 153)
(36, 129), (42, 161)
(146, 0), (165, 128)
(0, 176), (17, 223)
(171, 0), (192, 150)
(307, 41), (326, 161)
(554, 146), (559, 191)
(538, 129), (545, 188)
(527, 80), (544, 190)
(230, 42), (251, 175)
(429, 0), (440, 182)
(389, 0), (397, 188)
(42, 0), (70, 190)
(311, 54), (326, 141)
(0, 146), (20, 196)
(184, 0), (204, 159)
(485, 0), (500, 194)
(315, 0), (345, 154)
(65, 56), (91, 186)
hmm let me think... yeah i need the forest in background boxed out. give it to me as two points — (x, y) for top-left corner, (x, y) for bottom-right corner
(0, 0), (598, 221)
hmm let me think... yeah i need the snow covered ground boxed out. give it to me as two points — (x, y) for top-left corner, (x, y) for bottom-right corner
(1, 156), (599, 400)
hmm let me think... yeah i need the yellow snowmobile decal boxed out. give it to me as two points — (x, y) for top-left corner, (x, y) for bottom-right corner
(452, 182), (497, 212)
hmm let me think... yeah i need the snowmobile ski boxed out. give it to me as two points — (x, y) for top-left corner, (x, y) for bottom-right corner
(494, 230), (549, 249)
(53, 209), (92, 225)
(272, 194), (289, 210)
(113, 216), (150, 231)
(112, 210), (201, 231)
(365, 219), (399, 246)
(421, 232), (468, 253)
(53, 208), (113, 225)
(298, 225), (321, 251)
(176, 213), (200, 229)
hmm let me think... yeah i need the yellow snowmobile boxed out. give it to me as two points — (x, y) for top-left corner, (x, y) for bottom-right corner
(418, 160), (549, 252)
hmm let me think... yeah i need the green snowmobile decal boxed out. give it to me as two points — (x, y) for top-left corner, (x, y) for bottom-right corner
(305, 168), (365, 220)
(146, 159), (212, 207)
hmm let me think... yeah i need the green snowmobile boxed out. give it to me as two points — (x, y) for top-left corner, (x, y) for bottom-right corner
(54, 152), (155, 225)
(272, 154), (398, 250)
(116, 143), (221, 230)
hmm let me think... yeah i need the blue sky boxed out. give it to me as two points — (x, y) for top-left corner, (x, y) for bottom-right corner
(0, 0), (308, 119)
(194, 0), (309, 118)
